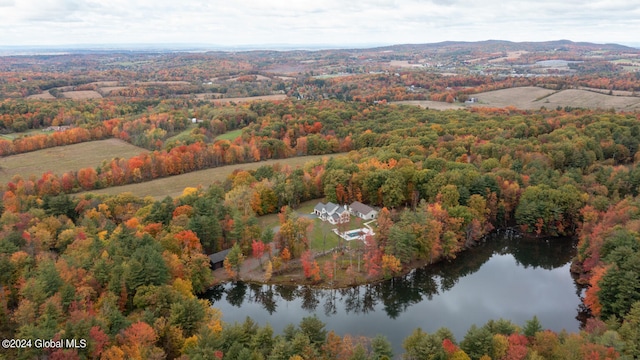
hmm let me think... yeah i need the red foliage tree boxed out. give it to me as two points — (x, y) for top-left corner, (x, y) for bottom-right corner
(252, 239), (266, 266)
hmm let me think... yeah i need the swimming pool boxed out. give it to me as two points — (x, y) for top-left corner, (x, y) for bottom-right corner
(345, 231), (365, 238)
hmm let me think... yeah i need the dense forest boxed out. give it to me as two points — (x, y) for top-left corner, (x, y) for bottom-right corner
(1, 45), (640, 359)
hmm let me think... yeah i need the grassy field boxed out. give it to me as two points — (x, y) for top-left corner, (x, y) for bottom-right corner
(473, 86), (556, 109)
(0, 139), (146, 184)
(80, 153), (343, 199)
(392, 100), (464, 110)
(214, 129), (243, 141)
(62, 90), (103, 99)
(0, 129), (46, 141)
(26, 91), (55, 100)
(164, 125), (197, 144)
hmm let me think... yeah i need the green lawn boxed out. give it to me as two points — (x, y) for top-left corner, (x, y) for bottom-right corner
(308, 215), (372, 251)
(164, 124), (196, 144)
(0, 129), (44, 140)
(255, 197), (374, 252)
(214, 129), (243, 141)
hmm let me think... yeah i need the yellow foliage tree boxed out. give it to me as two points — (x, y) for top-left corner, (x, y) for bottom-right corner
(264, 260), (273, 282)
(381, 254), (402, 278)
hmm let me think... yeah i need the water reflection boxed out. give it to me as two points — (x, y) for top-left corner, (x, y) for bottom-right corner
(204, 234), (581, 353)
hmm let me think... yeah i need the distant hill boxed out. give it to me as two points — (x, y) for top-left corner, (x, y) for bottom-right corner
(1, 40), (635, 56)
(370, 40), (635, 53)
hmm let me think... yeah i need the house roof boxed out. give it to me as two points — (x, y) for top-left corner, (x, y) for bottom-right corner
(350, 201), (376, 215)
(208, 248), (231, 264)
(316, 202), (349, 215)
(325, 202), (339, 213)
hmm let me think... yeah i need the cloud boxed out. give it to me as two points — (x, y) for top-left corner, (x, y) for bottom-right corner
(0, 0), (638, 46)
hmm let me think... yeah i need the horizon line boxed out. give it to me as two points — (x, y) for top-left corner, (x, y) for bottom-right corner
(1, 39), (639, 52)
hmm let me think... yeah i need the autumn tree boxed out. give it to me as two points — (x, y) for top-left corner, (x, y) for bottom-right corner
(252, 239), (266, 266)
(223, 243), (244, 279)
(275, 206), (313, 258)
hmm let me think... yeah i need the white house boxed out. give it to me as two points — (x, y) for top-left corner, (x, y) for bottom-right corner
(348, 201), (378, 220)
(313, 202), (350, 224)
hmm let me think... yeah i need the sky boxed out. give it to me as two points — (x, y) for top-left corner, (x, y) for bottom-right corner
(1, 0), (639, 48)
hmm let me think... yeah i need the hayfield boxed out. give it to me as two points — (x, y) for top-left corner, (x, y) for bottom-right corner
(389, 60), (425, 68)
(81, 153), (343, 199)
(62, 90), (103, 99)
(98, 86), (128, 95)
(26, 91), (55, 100)
(0, 139), (146, 184)
(227, 75), (272, 82)
(473, 86), (640, 111)
(473, 86), (556, 109)
(392, 100), (464, 110)
(543, 89), (640, 110)
(214, 129), (243, 141)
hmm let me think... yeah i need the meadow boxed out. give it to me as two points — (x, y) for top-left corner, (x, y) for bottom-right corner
(0, 139), (146, 184)
(473, 86), (640, 110)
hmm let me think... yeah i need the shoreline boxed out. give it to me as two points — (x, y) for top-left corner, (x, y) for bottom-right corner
(208, 227), (539, 290)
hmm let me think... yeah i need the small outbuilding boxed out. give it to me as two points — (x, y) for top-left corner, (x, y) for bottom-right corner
(209, 248), (231, 270)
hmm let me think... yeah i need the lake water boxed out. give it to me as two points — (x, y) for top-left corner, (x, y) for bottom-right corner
(204, 233), (583, 355)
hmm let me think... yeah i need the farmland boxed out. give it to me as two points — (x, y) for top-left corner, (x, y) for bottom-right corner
(473, 86), (640, 110)
(61, 90), (103, 99)
(0, 139), (145, 184)
(391, 100), (464, 110)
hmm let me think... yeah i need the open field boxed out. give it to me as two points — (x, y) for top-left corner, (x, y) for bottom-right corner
(211, 94), (287, 103)
(0, 128), (46, 141)
(62, 90), (103, 99)
(389, 60), (425, 68)
(473, 86), (640, 111)
(214, 129), (243, 141)
(577, 87), (635, 96)
(164, 125), (197, 144)
(488, 51), (528, 63)
(132, 81), (191, 85)
(392, 100), (464, 110)
(227, 75), (272, 81)
(26, 91), (55, 100)
(80, 153), (343, 199)
(98, 86), (128, 94)
(473, 86), (556, 109)
(0, 139), (146, 184)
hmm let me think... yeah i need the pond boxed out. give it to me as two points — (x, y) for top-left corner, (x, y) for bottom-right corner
(203, 232), (583, 355)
